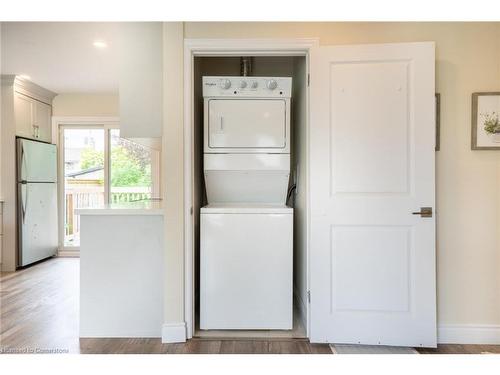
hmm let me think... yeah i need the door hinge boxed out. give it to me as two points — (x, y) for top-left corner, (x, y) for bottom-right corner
(307, 290), (311, 303)
(307, 73), (310, 87)
(190, 207), (193, 215)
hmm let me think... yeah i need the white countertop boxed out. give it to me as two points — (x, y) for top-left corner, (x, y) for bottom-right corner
(75, 200), (164, 216)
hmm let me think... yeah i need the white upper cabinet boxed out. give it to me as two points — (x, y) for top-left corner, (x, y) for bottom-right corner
(33, 100), (52, 142)
(119, 23), (163, 139)
(5, 76), (56, 143)
(14, 92), (34, 139)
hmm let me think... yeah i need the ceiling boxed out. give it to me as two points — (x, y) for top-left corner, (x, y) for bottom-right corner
(1, 22), (121, 93)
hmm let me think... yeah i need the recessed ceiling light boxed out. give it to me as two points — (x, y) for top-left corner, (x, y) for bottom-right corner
(93, 40), (107, 49)
(19, 74), (31, 80)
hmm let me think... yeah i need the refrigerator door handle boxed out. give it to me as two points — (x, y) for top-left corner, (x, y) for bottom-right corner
(21, 183), (28, 224)
(20, 140), (27, 182)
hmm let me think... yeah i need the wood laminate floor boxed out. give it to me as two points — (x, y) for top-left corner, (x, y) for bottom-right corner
(1, 258), (498, 354)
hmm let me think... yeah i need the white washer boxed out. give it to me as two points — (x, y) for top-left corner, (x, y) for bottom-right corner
(200, 204), (293, 330)
(201, 76), (293, 330)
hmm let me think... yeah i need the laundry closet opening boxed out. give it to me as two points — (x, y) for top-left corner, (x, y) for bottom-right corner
(191, 55), (309, 338)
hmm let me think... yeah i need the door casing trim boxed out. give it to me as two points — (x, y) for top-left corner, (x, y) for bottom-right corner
(52, 116), (119, 254)
(183, 38), (319, 339)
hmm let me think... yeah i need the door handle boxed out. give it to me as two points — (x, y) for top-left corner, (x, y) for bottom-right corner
(412, 207), (432, 218)
(219, 116), (224, 132)
(20, 141), (27, 182)
(21, 183), (28, 224)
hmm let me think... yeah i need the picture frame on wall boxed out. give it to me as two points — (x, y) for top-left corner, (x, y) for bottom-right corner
(435, 93), (440, 151)
(471, 92), (500, 150)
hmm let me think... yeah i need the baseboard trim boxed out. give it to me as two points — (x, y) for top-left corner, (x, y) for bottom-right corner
(162, 322), (187, 343)
(438, 324), (500, 344)
(57, 251), (80, 258)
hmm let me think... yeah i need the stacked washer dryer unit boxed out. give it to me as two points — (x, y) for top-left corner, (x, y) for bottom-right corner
(200, 76), (293, 330)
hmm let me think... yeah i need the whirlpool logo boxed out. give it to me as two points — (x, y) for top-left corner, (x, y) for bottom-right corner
(205, 82), (216, 86)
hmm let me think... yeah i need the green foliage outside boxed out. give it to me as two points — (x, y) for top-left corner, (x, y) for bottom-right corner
(80, 143), (151, 187)
(80, 148), (104, 171)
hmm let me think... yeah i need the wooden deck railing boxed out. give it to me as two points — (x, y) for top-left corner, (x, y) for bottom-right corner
(65, 185), (151, 240)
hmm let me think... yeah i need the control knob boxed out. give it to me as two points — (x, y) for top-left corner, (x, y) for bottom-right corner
(266, 79), (278, 90)
(220, 79), (231, 90)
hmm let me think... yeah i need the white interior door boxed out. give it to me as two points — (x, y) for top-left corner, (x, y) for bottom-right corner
(309, 42), (436, 347)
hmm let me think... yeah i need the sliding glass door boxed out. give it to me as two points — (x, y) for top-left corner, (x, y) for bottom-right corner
(109, 129), (154, 203)
(62, 127), (105, 247)
(60, 125), (159, 249)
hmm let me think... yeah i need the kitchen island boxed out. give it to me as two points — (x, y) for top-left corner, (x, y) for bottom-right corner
(76, 200), (164, 338)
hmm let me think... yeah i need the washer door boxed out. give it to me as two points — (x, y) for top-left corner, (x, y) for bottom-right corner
(208, 99), (286, 149)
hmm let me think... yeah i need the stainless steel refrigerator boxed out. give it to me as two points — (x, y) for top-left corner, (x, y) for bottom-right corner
(16, 138), (58, 267)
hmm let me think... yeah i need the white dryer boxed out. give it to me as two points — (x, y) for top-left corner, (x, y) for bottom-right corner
(200, 76), (293, 330)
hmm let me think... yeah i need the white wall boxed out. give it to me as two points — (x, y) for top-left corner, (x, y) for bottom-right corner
(0, 22), (2, 200)
(0, 22), (2, 198)
(0, 22), (3, 267)
(161, 22), (185, 341)
(119, 23), (163, 139)
(52, 93), (119, 117)
(161, 22), (500, 342)
(0, 83), (17, 271)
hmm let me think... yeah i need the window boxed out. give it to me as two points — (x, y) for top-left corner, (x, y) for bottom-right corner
(61, 125), (160, 248)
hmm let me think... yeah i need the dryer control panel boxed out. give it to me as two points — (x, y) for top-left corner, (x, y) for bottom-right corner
(203, 76), (292, 98)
